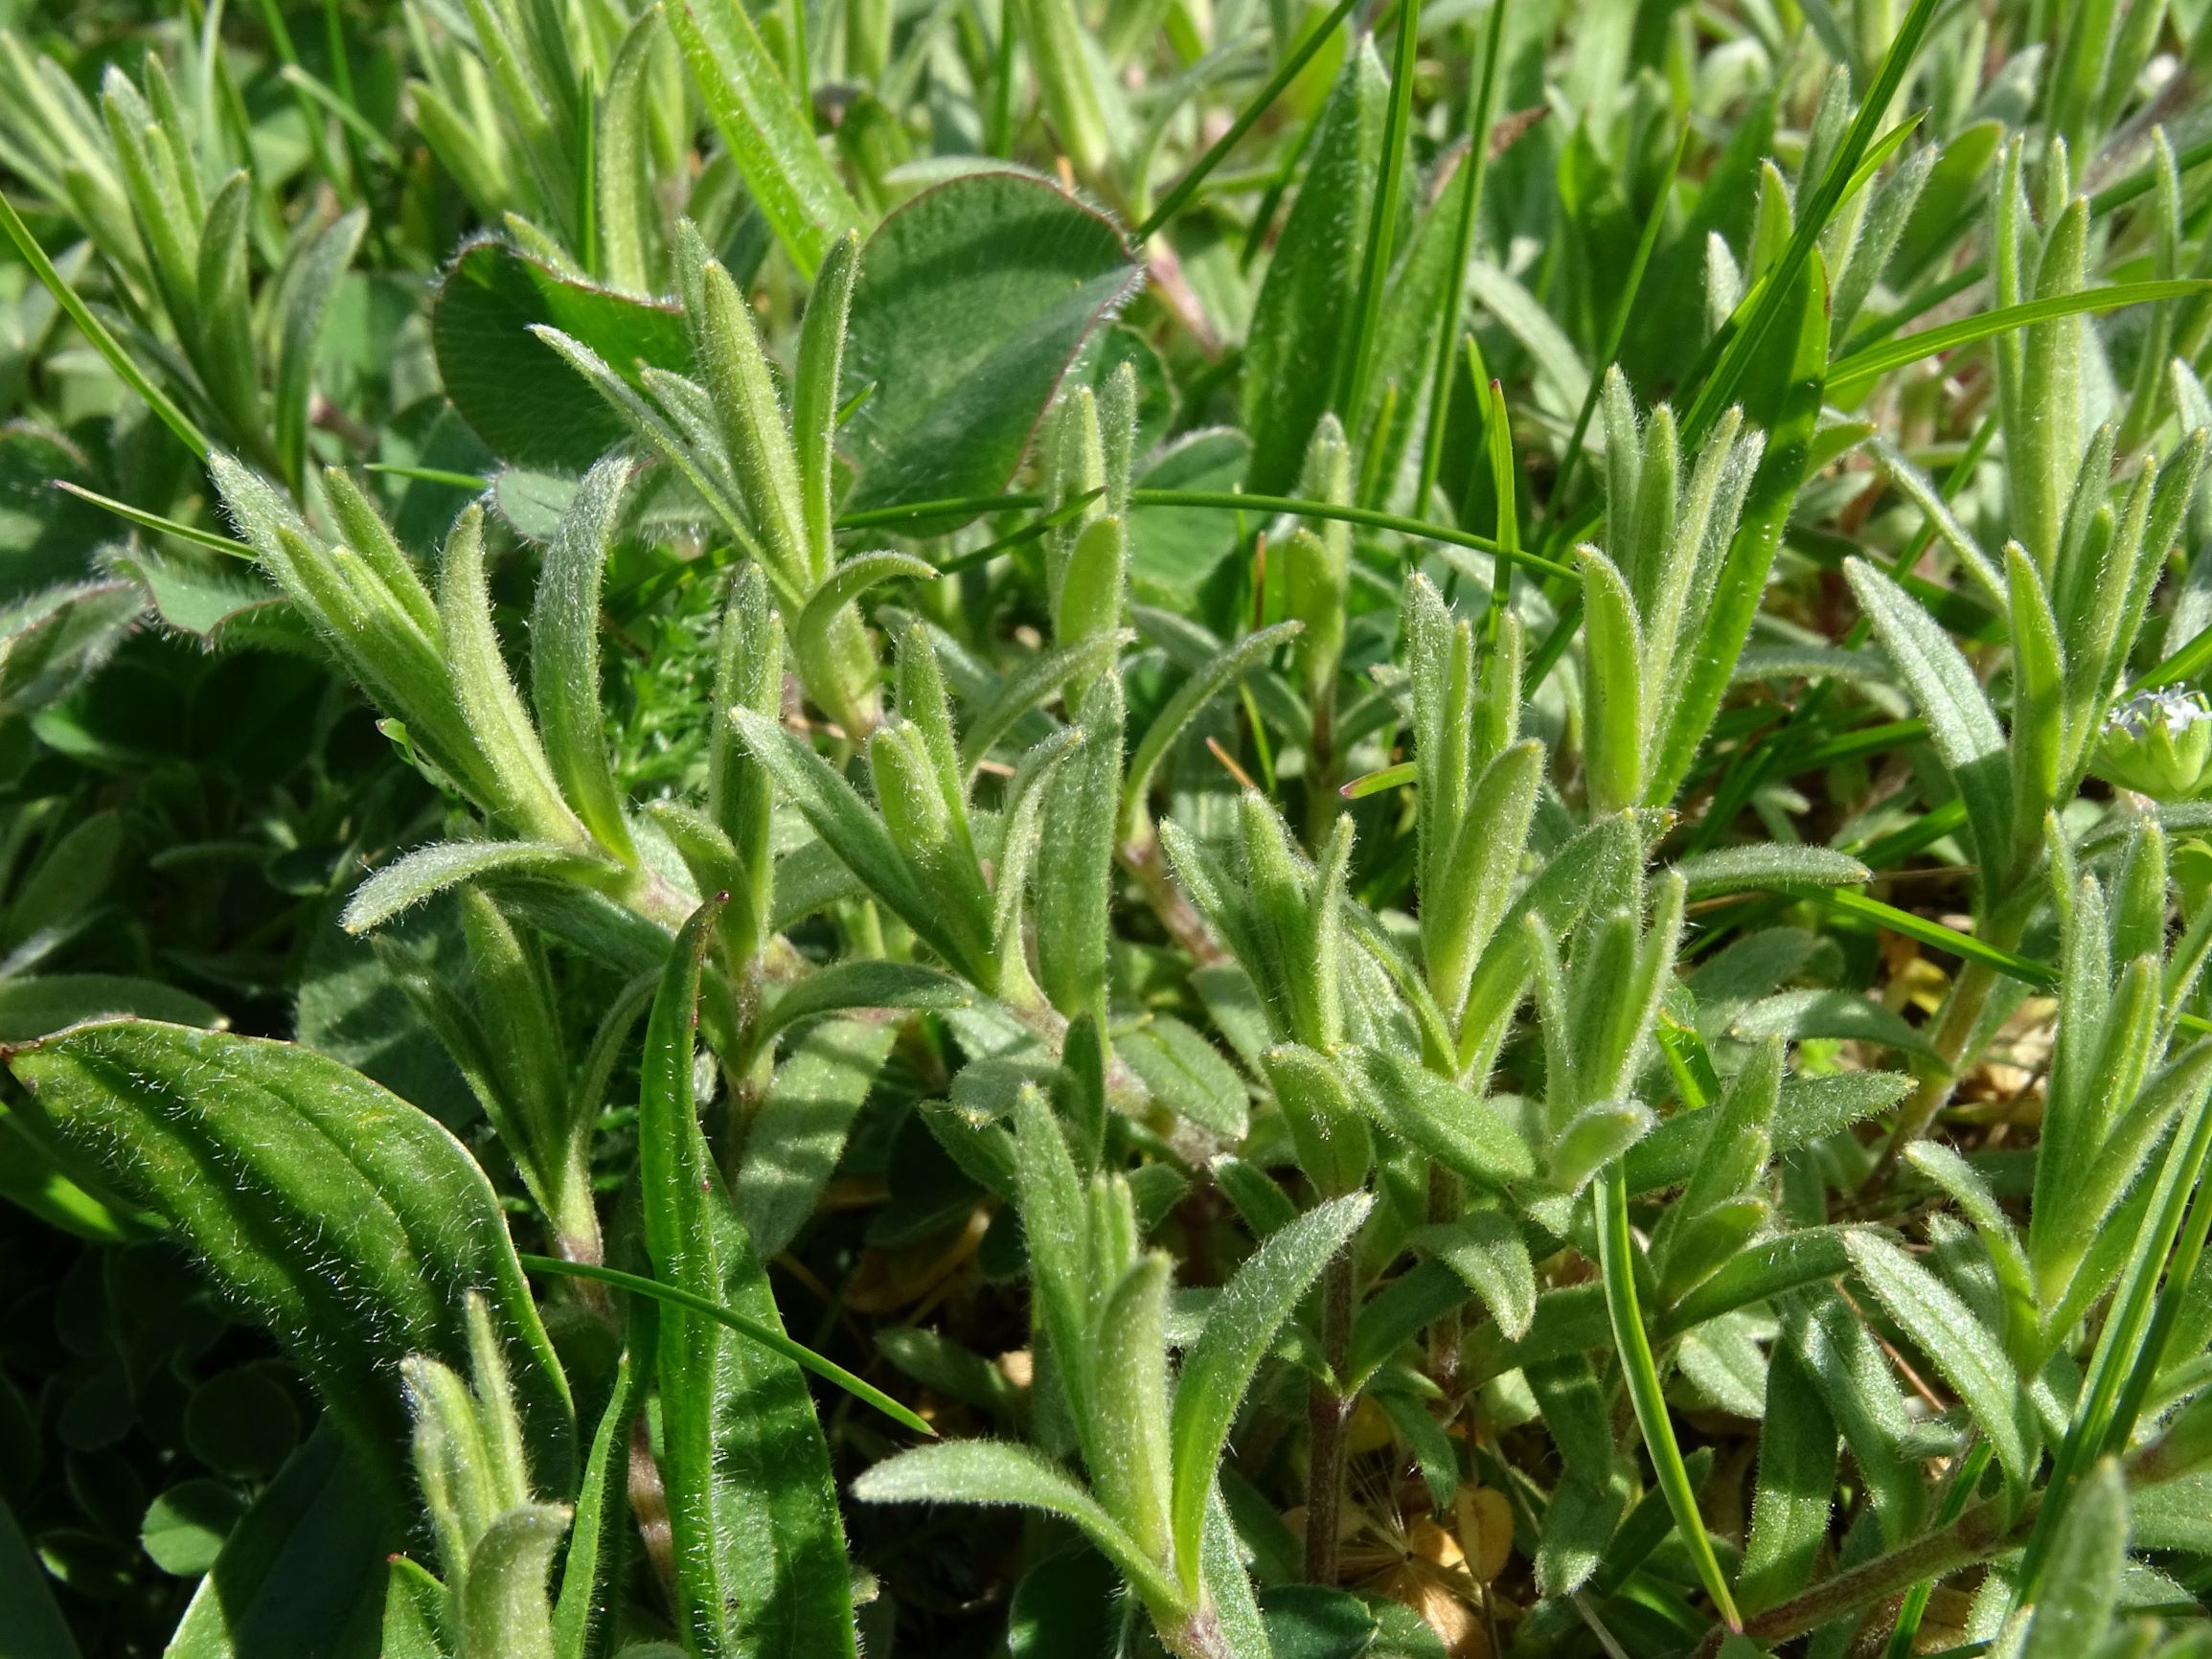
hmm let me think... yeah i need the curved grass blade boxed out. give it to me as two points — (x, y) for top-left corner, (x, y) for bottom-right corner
(57, 482), (253, 557)
(1338, 0), (1422, 421)
(517, 1255), (932, 1436)
(1827, 281), (2212, 401)
(0, 193), (211, 460)
(1596, 1170), (1742, 1632)
(1132, 0), (1359, 240)
(1679, 0), (1941, 447)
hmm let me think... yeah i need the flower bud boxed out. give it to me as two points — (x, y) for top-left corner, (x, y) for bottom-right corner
(2093, 688), (2212, 800)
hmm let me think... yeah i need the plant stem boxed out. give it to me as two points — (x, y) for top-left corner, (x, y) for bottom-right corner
(1122, 821), (1226, 966)
(1427, 1166), (1464, 1403)
(1304, 1244), (1356, 1586)
(1697, 1491), (2027, 1656)
(1162, 1605), (1239, 1659)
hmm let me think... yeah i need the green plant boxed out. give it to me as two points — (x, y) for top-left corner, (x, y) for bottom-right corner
(7, 0), (2212, 1656)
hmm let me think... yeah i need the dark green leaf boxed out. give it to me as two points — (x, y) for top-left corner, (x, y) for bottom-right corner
(839, 171), (1141, 514)
(434, 239), (690, 471)
(6, 1023), (573, 1489)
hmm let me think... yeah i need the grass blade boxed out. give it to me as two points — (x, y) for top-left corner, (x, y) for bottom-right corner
(0, 195), (211, 460)
(1596, 1170), (1743, 1632)
(1414, 0), (1510, 511)
(517, 1255), (932, 1435)
(56, 481), (253, 557)
(1131, 0), (1359, 241)
(1827, 281), (2212, 400)
(1338, 0), (1422, 421)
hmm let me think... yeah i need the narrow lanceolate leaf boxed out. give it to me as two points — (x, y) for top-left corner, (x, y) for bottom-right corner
(666, 0), (859, 278)
(1576, 547), (1646, 813)
(532, 456), (638, 861)
(274, 209), (366, 489)
(342, 839), (605, 934)
(440, 508), (591, 847)
(194, 171), (260, 444)
(1091, 1255), (1175, 1564)
(1653, 247), (1825, 803)
(1337, 1045), (1534, 1191)
(1037, 670), (1125, 1024)
(1169, 1193), (1372, 1594)
(1672, 845), (1871, 896)
(1739, 1342), (1836, 1614)
(793, 232), (861, 567)
(752, 960), (969, 1047)
(1419, 1209), (1537, 1341)
(637, 902), (858, 1658)
(1241, 41), (1389, 495)
(2018, 1460), (2127, 1659)
(726, 707), (946, 961)
(1844, 557), (2014, 878)
(853, 1441), (1183, 1615)
(731, 1018), (901, 1258)
(1844, 1231), (2032, 1482)
(4, 1023), (574, 1492)
(551, 1335), (650, 1659)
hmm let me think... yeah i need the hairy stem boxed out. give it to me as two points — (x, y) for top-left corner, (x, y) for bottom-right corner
(1304, 1244), (1357, 1586)
(1427, 1164), (1465, 1403)
(1161, 1604), (1239, 1659)
(1698, 1491), (2028, 1656)
(1121, 822), (1226, 966)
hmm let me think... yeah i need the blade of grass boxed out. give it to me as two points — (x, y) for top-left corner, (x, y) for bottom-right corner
(1838, 260), (1988, 358)
(1414, 0), (1510, 512)
(2101, 1114), (2212, 1453)
(1677, 0), (1941, 449)
(1849, 798), (1969, 869)
(1135, 489), (1571, 578)
(1132, 0), (1360, 241)
(987, 0), (1017, 157)
(1539, 120), (1691, 532)
(318, 0), (377, 191)
(2133, 617), (2212, 691)
(56, 481), (253, 557)
(1793, 717), (1929, 769)
(517, 1253), (935, 1436)
(364, 462), (494, 489)
(0, 195), (211, 461)
(250, 0), (347, 193)
(1340, 760), (1416, 798)
(839, 489), (1576, 578)
(1827, 280), (2212, 400)
(1820, 890), (2058, 989)
(2088, 130), (2212, 216)
(1337, 0), (1422, 420)
(278, 64), (401, 166)
(1596, 1170), (1743, 1633)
